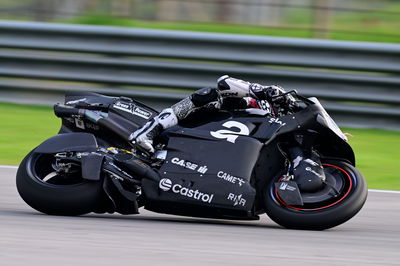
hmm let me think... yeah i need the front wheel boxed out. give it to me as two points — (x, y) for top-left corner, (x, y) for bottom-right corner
(262, 160), (367, 230)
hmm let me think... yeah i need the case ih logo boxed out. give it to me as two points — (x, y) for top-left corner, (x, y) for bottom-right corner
(158, 178), (214, 203)
(171, 157), (208, 174)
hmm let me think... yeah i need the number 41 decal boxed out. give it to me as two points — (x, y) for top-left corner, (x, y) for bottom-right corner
(210, 121), (250, 143)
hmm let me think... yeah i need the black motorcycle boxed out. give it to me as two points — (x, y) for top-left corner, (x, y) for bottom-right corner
(16, 91), (367, 230)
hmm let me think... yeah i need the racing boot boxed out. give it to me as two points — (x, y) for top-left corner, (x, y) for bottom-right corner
(130, 108), (178, 153)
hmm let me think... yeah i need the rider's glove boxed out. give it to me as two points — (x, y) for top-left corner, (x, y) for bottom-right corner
(250, 84), (295, 106)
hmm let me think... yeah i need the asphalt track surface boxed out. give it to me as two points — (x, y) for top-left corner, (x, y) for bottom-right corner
(1, 166), (399, 266)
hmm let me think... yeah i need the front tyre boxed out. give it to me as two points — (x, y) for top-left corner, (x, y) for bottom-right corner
(16, 149), (106, 216)
(263, 160), (367, 230)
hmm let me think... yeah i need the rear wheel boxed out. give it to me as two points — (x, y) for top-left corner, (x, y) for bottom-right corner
(262, 159), (367, 230)
(16, 149), (107, 216)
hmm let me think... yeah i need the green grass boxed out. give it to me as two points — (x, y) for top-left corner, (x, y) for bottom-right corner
(68, 16), (314, 38)
(1, 102), (399, 190)
(342, 128), (400, 190)
(2, 1), (400, 43)
(63, 7), (400, 43)
(0, 103), (60, 165)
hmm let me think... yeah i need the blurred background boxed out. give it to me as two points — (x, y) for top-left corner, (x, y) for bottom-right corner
(0, 0), (399, 189)
(0, 0), (399, 42)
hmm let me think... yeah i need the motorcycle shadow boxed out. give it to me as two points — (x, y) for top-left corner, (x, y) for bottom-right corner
(84, 211), (281, 230)
(5, 209), (355, 232)
(4, 208), (280, 229)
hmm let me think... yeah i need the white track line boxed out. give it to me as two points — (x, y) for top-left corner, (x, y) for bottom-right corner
(1, 165), (399, 194)
(0, 165), (18, 169)
(368, 189), (400, 194)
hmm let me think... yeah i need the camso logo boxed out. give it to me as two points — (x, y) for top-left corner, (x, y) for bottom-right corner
(159, 178), (214, 203)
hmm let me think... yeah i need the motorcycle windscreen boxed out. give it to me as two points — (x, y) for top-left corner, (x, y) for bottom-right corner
(145, 132), (263, 212)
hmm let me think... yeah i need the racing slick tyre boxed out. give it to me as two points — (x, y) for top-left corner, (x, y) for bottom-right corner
(16, 149), (107, 216)
(262, 159), (368, 230)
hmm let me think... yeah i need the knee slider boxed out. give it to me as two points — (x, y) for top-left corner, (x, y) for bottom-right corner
(190, 87), (221, 107)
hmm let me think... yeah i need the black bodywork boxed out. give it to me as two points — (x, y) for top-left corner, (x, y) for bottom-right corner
(46, 92), (355, 219)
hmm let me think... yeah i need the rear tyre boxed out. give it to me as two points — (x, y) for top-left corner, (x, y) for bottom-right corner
(16, 149), (107, 216)
(262, 159), (367, 230)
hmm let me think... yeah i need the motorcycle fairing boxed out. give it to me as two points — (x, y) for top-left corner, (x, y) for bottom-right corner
(64, 91), (116, 109)
(109, 99), (158, 126)
(142, 131), (262, 214)
(35, 133), (98, 153)
(60, 93), (157, 148)
(261, 104), (356, 166)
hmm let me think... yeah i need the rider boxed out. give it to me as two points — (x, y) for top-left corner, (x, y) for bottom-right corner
(130, 75), (295, 153)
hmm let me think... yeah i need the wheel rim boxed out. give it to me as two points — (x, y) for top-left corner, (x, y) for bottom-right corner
(27, 152), (85, 187)
(271, 163), (354, 211)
